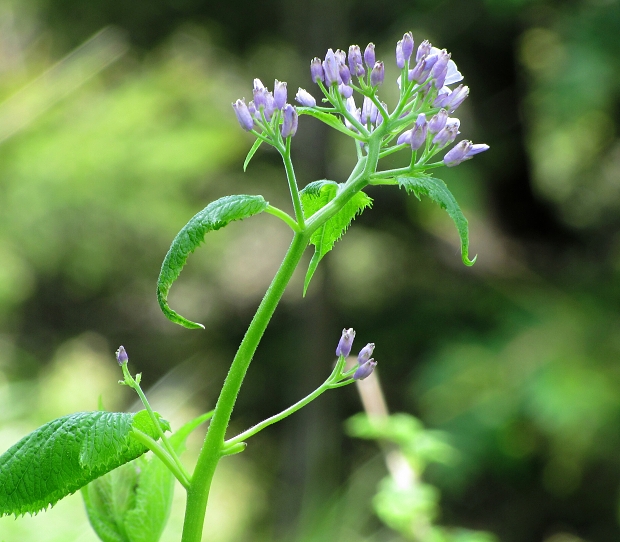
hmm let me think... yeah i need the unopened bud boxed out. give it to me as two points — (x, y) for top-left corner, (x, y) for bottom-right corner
(281, 104), (298, 138)
(358, 343), (375, 365)
(273, 80), (288, 110)
(402, 32), (414, 61)
(396, 40), (405, 69)
(354, 359), (377, 380)
(364, 43), (376, 68)
(444, 140), (472, 167)
(116, 346), (128, 365)
(295, 88), (316, 107)
(370, 61), (385, 86)
(348, 45), (365, 77)
(232, 99), (254, 131)
(311, 57), (325, 83)
(336, 328), (356, 357)
(323, 48), (340, 86)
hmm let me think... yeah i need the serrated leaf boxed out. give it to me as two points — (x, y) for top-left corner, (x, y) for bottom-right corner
(0, 410), (159, 517)
(83, 411), (213, 542)
(397, 174), (476, 266)
(157, 195), (269, 329)
(300, 181), (372, 295)
(243, 138), (263, 172)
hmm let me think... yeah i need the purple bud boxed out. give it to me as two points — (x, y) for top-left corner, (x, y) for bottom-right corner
(335, 49), (346, 65)
(370, 61), (385, 86)
(248, 100), (256, 117)
(408, 53), (437, 83)
(336, 328), (356, 357)
(311, 57), (324, 83)
(361, 96), (378, 124)
(339, 83), (354, 99)
(397, 129), (412, 145)
(396, 40), (405, 69)
(281, 104), (298, 138)
(433, 87), (451, 108)
(431, 49), (450, 89)
(253, 86), (267, 109)
(402, 32), (414, 61)
(410, 113), (428, 150)
(348, 45), (365, 77)
(344, 96), (357, 114)
(323, 48), (340, 86)
(433, 118), (460, 147)
(354, 359), (377, 380)
(416, 40), (431, 62)
(295, 88), (316, 107)
(444, 140), (473, 167)
(465, 143), (490, 158)
(445, 84), (469, 112)
(274, 80), (288, 110)
(116, 345), (128, 365)
(364, 43), (375, 68)
(253, 78), (265, 91)
(263, 91), (276, 121)
(358, 343), (375, 365)
(428, 109), (448, 134)
(232, 99), (254, 131)
(339, 62), (351, 85)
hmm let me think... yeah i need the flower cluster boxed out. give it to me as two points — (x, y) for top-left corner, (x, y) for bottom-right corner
(335, 328), (377, 381)
(232, 78), (298, 139)
(291, 32), (488, 167)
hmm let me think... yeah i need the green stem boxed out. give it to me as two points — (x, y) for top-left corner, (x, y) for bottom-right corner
(281, 137), (306, 229)
(131, 428), (190, 489)
(266, 204), (301, 232)
(180, 232), (309, 542)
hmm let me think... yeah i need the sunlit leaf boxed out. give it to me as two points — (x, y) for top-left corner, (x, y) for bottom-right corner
(300, 181), (372, 295)
(0, 410), (160, 517)
(397, 174), (476, 266)
(157, 195), (269, 329)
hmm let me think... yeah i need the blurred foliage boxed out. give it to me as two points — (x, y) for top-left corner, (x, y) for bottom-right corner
(0, 0), (619, 541)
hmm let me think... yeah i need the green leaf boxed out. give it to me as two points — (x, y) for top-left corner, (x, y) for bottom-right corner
(300, 181), (372, 295)
(0, 410), (160, 517)
(83, 411), (213, 542)
(157, 195), (269, 329)
(397, 174), (476, 266)
(297, 107), (362, 139)
(243, 138), (263, 172)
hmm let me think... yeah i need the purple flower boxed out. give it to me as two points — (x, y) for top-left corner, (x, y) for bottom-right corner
(116, 345), (128, 365)
(397, 129), (412, 145)
(410, 113), (428, 150)
(432, 117), (460, 146)
(311, 57), (324, 83)
(408, 53), (437, 83)
(339, 83), (354, 99)
(396, 40), (405, 69)
(348, 45), (365, 77)
(263, 91), (276, 121)
(370, 61), (385, 86)
(253, 78), (265, 91)
(281, 104), (298, 138)
(466, 143), (489, 158)
(323, 48), (340, 86)
(445, 84), (469, 112)
(274, 80), (288, 110)
(339, 62), (351, 85)
(431, 49), (450, 89)
(364, 43), (376, 68)
(430, 46), (463, 86)
(253, 85), (267, 110)
(428, 109), (448, 134)
(336, 328), (356, 357)
(402, 32), (414, 61)
(416, 40), (431, 62)
(335, 49), (347, 65)
(354, 359), (377, 380)
(358, 343), (375, 365)
(232, 99), (254, 131)
(295, 88), (316, 107)
(444, 140), (472, 166)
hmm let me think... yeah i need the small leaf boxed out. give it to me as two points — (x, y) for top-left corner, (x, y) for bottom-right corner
(157, 195), (269, 328)
(297, 107), (362, 139)
(300, 181), (372, 295)
(0, 411), (159, 517)
(243, 138), (263, 172)
(397, 174), (476, 266)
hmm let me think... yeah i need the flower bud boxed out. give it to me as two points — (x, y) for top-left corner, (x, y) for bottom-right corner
(336, 328), (356, 357)
(364, 43), (376, 68)
(358, 343), (375, 365)
(432, 117), (460, 146)
(428, 109), (448, 134)
(361, 96), (378, 124)
(408, 53), (437, 83)
(396, 40), (405, 69)
(348, 45), (365, 77)
(444, 140), (472, 167)
(370, 61), (384, 86)
(263, 91), (276, 121)
(402, 32), (414, 61)
(247, 100), (257, 117)
(232, 99), (254, 131)
(295, 88), (316, 107)
(397, 129), (412, 145)
(323, 48), (340, 86)
(116, 345), (128, 365)
(354, 359), (377, 380)
(253, 86), (267, 109)
(339, 62), (351, 85)
(281, 104), (298, 138)
(339, 83), (354, 99)
(274, 80), (288, 110)
(431, 49), (450, 89)
(416, 40), (431, 62)
(465, 143), (489, 158)
(445, 84), (469, 112)
(253, 78), (265, 91)
(335, 49), (346, 65)
(410, 113), (428, 150)
(311, 57), (325, 83)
